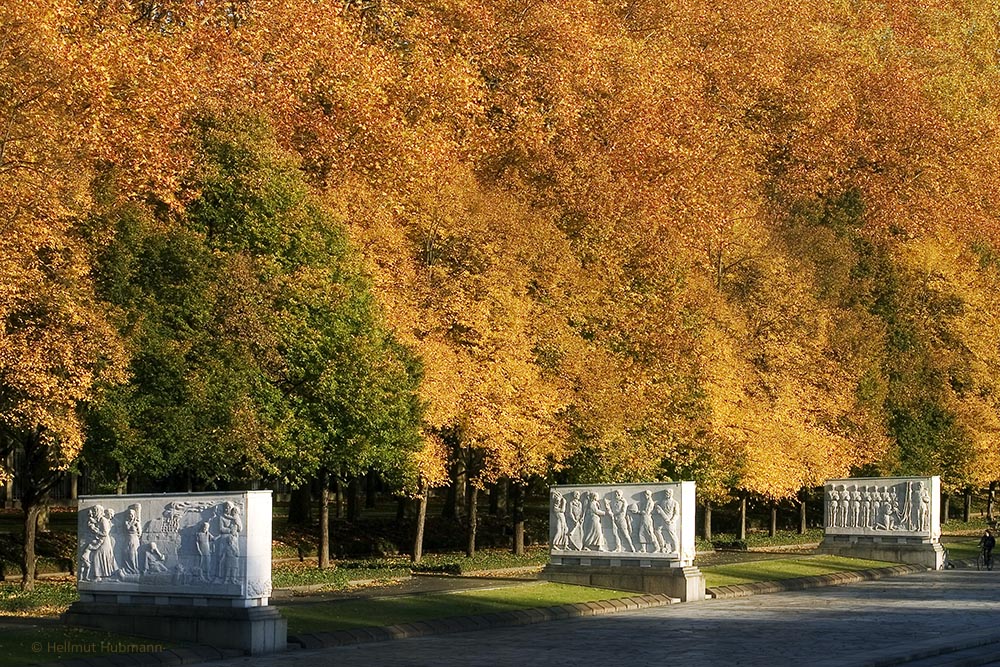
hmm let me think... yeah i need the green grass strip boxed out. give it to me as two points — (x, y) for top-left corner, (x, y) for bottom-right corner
(279, 581), (632, 634)
(0, 581), (78, 617)
(941, 538), (981, 560)
(701, 555), (897, 588)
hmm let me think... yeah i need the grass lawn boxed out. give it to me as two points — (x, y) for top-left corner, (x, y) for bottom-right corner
(0, 580), (78, 616)
(942, 538), (982, 560)
(272, 547), (551, 589)
(701, 555), (897, 588)
(279, 581), (633, 634)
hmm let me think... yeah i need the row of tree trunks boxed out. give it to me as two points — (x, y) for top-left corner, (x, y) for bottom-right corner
(307, 476), (526, 568)
(700, 495), (809, 540)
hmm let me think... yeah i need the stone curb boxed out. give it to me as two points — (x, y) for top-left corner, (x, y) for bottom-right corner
(287, 593), (677, 649)
(706, 564), (925, 600)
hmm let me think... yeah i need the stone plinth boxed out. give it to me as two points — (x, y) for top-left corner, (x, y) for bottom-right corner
(541, 561), (705, 601)
(63, 601), (287, 654)
(63, 491), (285, 654)
(818, 535), (946, 570)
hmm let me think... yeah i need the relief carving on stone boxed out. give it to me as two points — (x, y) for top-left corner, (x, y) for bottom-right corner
(549, 485), (685, 557)
(824, 478), (934, 534)
(77, 497), (247, 587)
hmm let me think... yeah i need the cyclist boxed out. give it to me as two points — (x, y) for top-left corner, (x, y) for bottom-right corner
(979, 529), (996, 571)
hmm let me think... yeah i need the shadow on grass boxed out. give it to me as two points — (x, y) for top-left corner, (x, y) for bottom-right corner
(702, 555), (898, 587)
(279, 581), (633, 634)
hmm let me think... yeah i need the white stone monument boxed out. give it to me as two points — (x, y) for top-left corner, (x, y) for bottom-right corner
(542, 482), (704, 601)
(63, 491), (286, 654)
(818, 476), (944, 569)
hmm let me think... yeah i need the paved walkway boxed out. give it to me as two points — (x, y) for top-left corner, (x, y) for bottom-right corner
(184, 569), (1000, 667)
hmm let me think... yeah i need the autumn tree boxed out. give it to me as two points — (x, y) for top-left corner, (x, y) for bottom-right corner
(0, 0), (130, 589)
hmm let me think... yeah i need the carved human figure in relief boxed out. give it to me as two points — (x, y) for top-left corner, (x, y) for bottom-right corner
(838, 486), (850, 527)
(905, 482), (920, 531)
(918, 483), (930, 532)
(871, 487), (882, 530)
(215, 501), (243, 583)
(607, 489), (635, 552)
(83, 505), (117, 581)
(828, 488), (840, 528)
(878, 488), (896, 530)
(143, 542), (168, 574)
(655, 488), (680, 554)
(551, 492), (569, 550)
(566, 491), (584, 550)
(636, 490), (662, 553)
(120, 504), (142, 576)
(850, 486), (862, 528)
(860, 490), (872, 529)
(195, 521), (215, 580)
(582, 492), (608, 551)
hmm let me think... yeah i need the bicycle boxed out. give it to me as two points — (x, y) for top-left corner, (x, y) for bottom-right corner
(977, 547), (994, 571)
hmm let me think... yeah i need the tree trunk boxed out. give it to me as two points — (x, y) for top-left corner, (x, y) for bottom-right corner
(287, 484), (313, 525)
(319, 472), (331, 569)
(497, 479), (509, 520)
(412, 485), (429, 564)
(18, 430), (62, 591)
(70, 473), (78, 502)
(738, 495), (747, 541)
(769, 504), (777, 537)
(703, 501), (712, 541)
(334, 477), (343, 519)
(36, 504), (49, 533)
(943, 493), (950, 523)
(512, 481), (525, 556)
(988, 482), (996, 523)
(347, 476), (361, 522)
(489, 483), (500, 516)
(21, 503), (39, 591)
(442, 481), (457, 519)
(442, 462), (467, 520)
(466, 485), (478, 558)
(799, 497), (807, 534)
(2, 452), (13, 509)
(365, 471), (378, 509)
(964, 487), (973, 523)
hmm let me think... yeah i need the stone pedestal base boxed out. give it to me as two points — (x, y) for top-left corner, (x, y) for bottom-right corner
(541, 564), (705, 602)
(62, 601), (287, 655)
(818, 536), (945, 570)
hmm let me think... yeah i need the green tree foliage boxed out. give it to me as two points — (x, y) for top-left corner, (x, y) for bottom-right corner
(85, 117), (423, 494)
